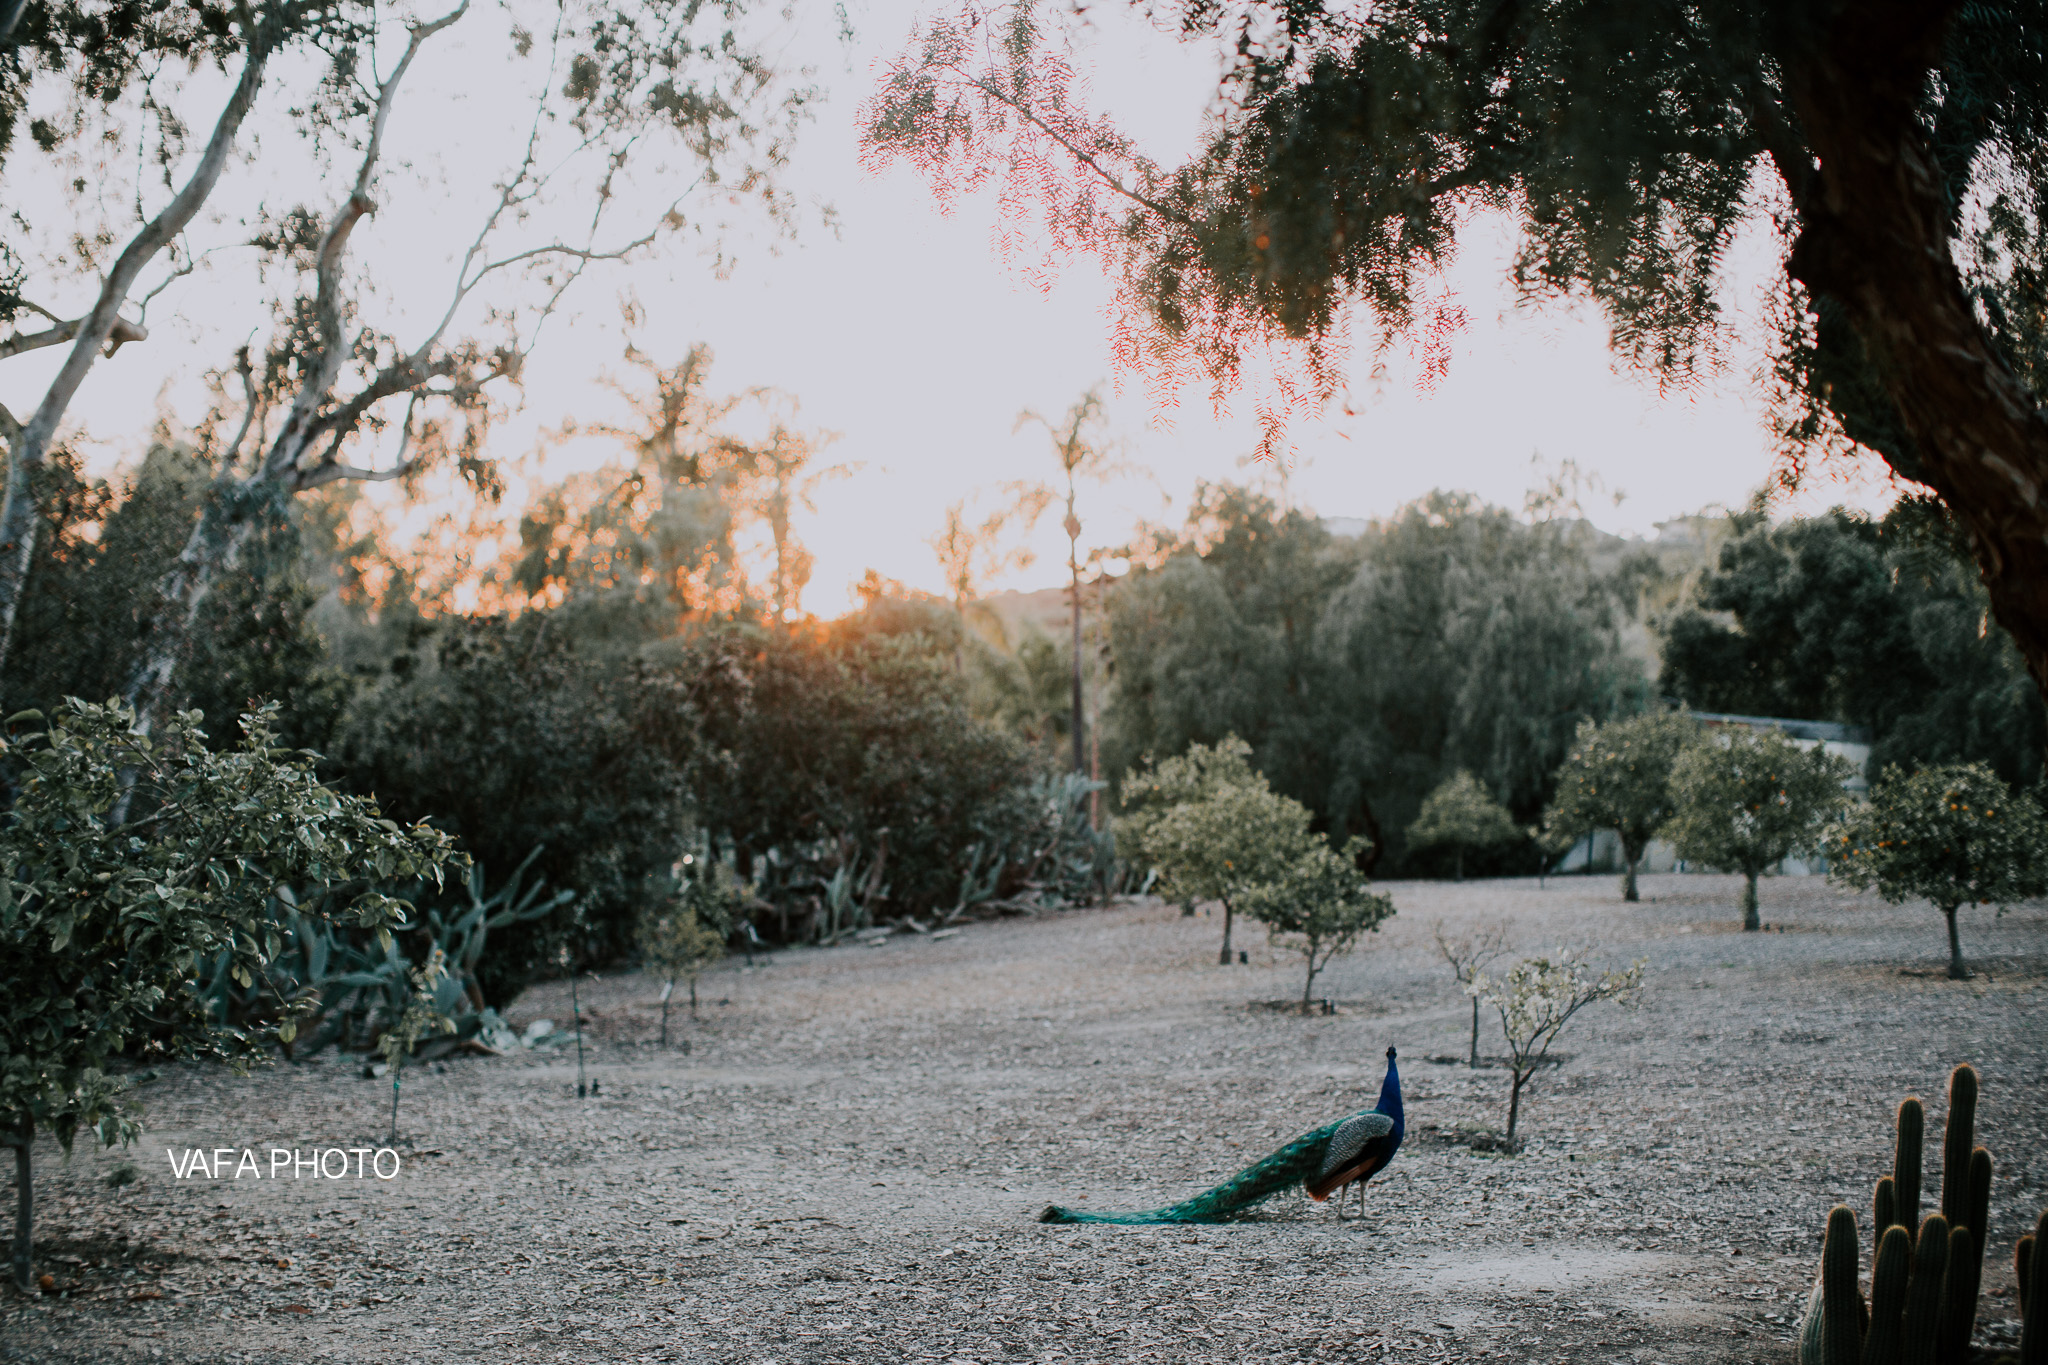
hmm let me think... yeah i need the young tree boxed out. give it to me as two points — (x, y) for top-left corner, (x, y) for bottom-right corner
(1408, 771), (1521, 880)
(1665, 729), (1855, 930)
(1827, 763), (2048, 980)
(639, 858), (736, 1044)
(0, 700), (459, 1290)
(863, 4), (2048, 707)
(1472, 952), (1645, 1144)
(1238, 837), (1393, 1011)
(376, 953), (458, 1145)
(1127, 743), (1318, 965)
(1432, 920), (1511, 1067)
(1545, 711), (1701, 902)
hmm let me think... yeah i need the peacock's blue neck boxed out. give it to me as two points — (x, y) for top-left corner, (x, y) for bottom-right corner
(1374, 1057), (1404, 1137)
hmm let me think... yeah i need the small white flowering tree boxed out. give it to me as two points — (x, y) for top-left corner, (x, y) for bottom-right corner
(1432, 919), (1512, 1066)
(1472, 951), (1645, 1142)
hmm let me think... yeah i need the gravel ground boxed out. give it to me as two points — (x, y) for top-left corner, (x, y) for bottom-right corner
(5, 872), (2046, 1365)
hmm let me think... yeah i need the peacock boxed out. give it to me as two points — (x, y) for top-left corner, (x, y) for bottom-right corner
(1039, 1045), (1405, 1225)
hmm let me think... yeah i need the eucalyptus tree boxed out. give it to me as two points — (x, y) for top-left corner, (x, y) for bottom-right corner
(862, 0), (2048, 703)
(0, 0), (818, 724)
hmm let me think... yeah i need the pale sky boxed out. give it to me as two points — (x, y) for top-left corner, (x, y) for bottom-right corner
(6, 0), (1902, 615)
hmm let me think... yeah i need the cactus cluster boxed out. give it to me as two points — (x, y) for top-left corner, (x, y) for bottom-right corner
(1798, 1064), (1994, 1365)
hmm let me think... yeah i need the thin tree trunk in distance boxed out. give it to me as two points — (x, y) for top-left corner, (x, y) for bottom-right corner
(1506, 1071), (1526, 1142)
(1218, 898), (1233, 966)
(1622, 856), (1640, 903)
(1742, 873), (1760, 931)
(1945, 906), (1968, 980)
(10, 1139), (27, 1291)
(1068, 553), (1084, 775)
(1469, 998), (1481, 1067)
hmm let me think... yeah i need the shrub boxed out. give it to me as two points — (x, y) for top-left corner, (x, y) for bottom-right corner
(1408, 771), (1521, 880)
(1472, 951), (1644, 1143)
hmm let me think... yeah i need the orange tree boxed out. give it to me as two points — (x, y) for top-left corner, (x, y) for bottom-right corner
(1827, 762), (2048, 979)
(0, 700), (458, 1290)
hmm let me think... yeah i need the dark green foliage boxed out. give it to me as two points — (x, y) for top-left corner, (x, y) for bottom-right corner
(1660, 503), (2045, 788)
(1104, 485), (1643, 874)
(1822, 1206), (1865, 1365)
(1866, 1224), (1912, 1365)
(1829, 766), (2048, 979)
(332, 614), (731, 998)
(1896, 1098), (1925, 1241)
(693, 614), (1047, 935)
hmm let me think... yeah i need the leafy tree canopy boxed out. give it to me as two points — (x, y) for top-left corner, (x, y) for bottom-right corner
(1828, 761), (2048, 979)
(1664, 727), (1854, 928)
(1407, 769), (1520, 878)
(1238, 835), (1392, 1010)
(0, 699), (458, 1151)
(1108, 484), (1645, 873)
(1544, 709), (1701, 901)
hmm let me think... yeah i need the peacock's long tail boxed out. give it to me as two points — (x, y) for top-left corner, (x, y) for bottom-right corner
(1038, 1117), (1347, 1225)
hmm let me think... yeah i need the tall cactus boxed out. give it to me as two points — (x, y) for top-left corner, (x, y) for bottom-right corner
(1821, 1206), (1865, 1365)
(2020, 1210), (2045, 1365)
(1901, 1215), (1950, 1365)
(1939, 1065), (1976, 1232)
(1798, 1066), (1994, 1365)
(1864, 1224), (1912, 1365)
(1894, 1097), (1924, 1239)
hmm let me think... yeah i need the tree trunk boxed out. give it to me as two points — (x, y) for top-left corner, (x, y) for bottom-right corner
(10, 1137), (27, 1292)
(1622, 856), (1640, 903)
(123, 494), (259, 734)
(1742, 872), (1760, 931)
(689, 977), (698, 1017)
(1944, 905), (1968, 981)
(1454, 848), (1464, 882)
(1506, 1070), (1526, 1142)
(388, 1073), (400, 1146)
(1301, 952), (1318, 1013)
(1779, 4), (2048, 705)
(1218, 898), (1233, 966)
(1469, 997), (1481, 1068)
(1068, 553), (1085, 775)
(0, 32), (274, 683)
(660, 980), (672, 1047)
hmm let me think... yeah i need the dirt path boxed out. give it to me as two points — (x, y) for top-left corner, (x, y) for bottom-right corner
(6, 873), (2045, 1364)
